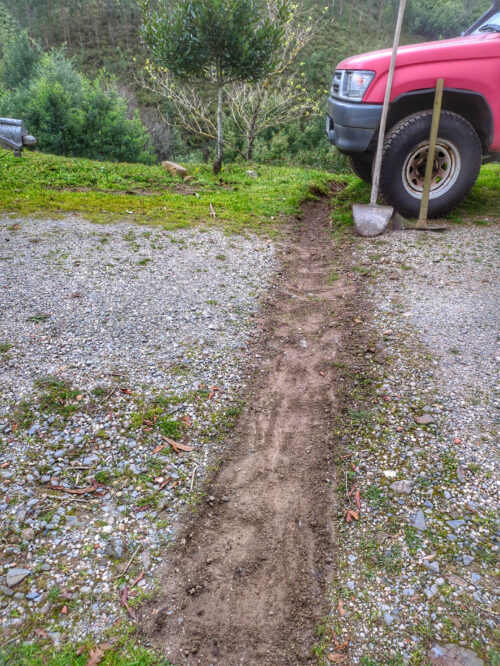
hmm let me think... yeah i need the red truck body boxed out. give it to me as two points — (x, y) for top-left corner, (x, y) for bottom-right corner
(339, 33), (500, 151)
(326, 2), (500, 217)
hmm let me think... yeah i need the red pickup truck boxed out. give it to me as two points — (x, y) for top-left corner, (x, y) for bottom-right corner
(326, 1), (500, 218)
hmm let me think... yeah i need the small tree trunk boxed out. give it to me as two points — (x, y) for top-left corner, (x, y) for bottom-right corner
(246, 87), (265, 161)
(246, 132), (256, 161)
(213, 85), (224, 174)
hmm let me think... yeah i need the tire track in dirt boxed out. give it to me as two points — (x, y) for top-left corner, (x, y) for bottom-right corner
(139, 198), (353, 664)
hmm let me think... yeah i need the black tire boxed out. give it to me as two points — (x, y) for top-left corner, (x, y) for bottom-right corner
(350, 155), (373, 184)
(379, 111), (482, 218)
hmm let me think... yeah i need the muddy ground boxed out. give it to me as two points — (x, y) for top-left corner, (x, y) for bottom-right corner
(139, 200), (357, 664)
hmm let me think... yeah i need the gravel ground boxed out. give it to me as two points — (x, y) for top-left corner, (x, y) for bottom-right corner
(331, 224), (499, 664)
(0, 215), (275, 644)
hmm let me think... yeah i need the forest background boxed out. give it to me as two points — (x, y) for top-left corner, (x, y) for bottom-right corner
(0, 0), (491, 169)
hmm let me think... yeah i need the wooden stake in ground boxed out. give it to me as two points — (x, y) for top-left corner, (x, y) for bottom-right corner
(416, 78), (445, 229)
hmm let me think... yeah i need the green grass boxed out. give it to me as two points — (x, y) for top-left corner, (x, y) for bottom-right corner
(0, 151), (334, 235)
(35, 376), (81, 419)
(329, 163), (500, 229)
(0, 642), (170, 665)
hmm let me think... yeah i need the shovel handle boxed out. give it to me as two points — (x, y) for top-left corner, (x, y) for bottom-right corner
(371, 0), (407, 205)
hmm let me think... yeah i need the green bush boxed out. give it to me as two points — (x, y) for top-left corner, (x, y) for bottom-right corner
(407, 0), (490, 39)
(0, 42), (154, 164)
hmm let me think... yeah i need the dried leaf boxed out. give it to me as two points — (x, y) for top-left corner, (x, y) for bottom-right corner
(209, 203), (216, 219)
(162, 436), (193, 453)
(131, 570), (145, 587)
(350, 463), (357, 472)
(34, 628), (48, 638)
(120, 586), (136, 619)
(349, 510), (360, 521)
(338, 599), (346, 617)
(1, 462), (9, 468)
(120, 388), (133, 395)
(153, 444), (167, 454)
(61, 605), (68, 614)
(354, 489), (361, 512)
(337, 635), (350, 652)
(86, 647), (105, 666)
(328, 654), (347, 663)
(345, 510), (352, 523)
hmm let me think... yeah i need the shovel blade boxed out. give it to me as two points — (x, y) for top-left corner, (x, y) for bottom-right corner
(352, 203), (394, 238)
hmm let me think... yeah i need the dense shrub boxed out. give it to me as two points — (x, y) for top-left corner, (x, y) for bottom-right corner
(0, 37), (154, 164)
(407, 0), (490, 39)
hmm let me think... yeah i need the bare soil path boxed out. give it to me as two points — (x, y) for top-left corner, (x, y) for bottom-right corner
(140, 199), (351, 665)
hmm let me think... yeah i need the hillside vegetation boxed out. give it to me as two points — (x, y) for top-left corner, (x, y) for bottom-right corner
(0, 0), (491, 167)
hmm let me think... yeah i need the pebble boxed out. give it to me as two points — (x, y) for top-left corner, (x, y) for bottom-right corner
(6, 569), (31, 588)
(428, 644), (484, 665)
(412, 510), (427, 531)
(389, 479), (414, 494)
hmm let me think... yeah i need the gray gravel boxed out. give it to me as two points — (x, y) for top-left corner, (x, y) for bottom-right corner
(332, 224), (499, 665)
(0, 215), (275, 642)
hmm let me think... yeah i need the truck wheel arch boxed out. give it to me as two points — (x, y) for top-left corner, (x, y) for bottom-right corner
(387, 89), (494, 154)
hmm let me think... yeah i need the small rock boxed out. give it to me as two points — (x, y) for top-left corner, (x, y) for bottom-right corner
(412, 510), (427, 531)
(425, 584), (438, 599)
(162, 161), (188, 177)
(384, 612), (395, 625)
(447, 574), (467, 587)
(246, 170), (258, 178)
(6, 568), (31, 588)
(463, 555), (474, 566)
(105, 538), (125, 559)
(424, 561), (440, 574)
(414, 413), (435, 425)
(0, 585), (15, 597)
(447, 519), (465, 531)
(427, 644), (483, 665)
(390, 480), (414, 494)
(20, 528), (35, 541)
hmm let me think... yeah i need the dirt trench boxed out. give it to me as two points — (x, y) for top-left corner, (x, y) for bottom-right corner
(139, 199), (354, 665)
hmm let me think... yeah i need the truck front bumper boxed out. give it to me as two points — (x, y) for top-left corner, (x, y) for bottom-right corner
(326, 97), (382, 154)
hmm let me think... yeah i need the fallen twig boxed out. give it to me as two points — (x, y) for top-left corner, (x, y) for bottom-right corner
(120, 586), (136, 619)
(112, 545), (141, 580)
(190, 465), (199, 493)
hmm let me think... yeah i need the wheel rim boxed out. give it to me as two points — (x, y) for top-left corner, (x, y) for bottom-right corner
(402, 139), (461, 200)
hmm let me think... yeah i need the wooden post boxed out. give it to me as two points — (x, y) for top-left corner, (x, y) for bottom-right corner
(417, 78), (445, 228)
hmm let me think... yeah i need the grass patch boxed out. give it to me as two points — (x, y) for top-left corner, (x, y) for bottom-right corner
(329, 164), (500, 229)
(0, 152), (335, 235)
(35, 376), (81, 419)
(0, 641), (169, 665)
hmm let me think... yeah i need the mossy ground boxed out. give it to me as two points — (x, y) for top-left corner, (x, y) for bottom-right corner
(0, 151), (335, 235)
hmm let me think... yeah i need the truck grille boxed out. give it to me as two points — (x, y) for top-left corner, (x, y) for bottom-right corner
(331, 70), (342, 96)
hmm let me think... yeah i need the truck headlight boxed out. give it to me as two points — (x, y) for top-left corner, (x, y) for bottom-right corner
(331, 70), (375, 101)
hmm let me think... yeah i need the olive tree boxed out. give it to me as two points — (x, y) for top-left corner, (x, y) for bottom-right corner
(139, 0), (291, 173)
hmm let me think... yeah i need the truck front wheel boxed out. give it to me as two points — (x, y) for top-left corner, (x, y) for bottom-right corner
(379, 111), (482, 218)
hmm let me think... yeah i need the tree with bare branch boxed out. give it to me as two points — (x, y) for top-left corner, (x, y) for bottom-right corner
(139, 0), (291, 173)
